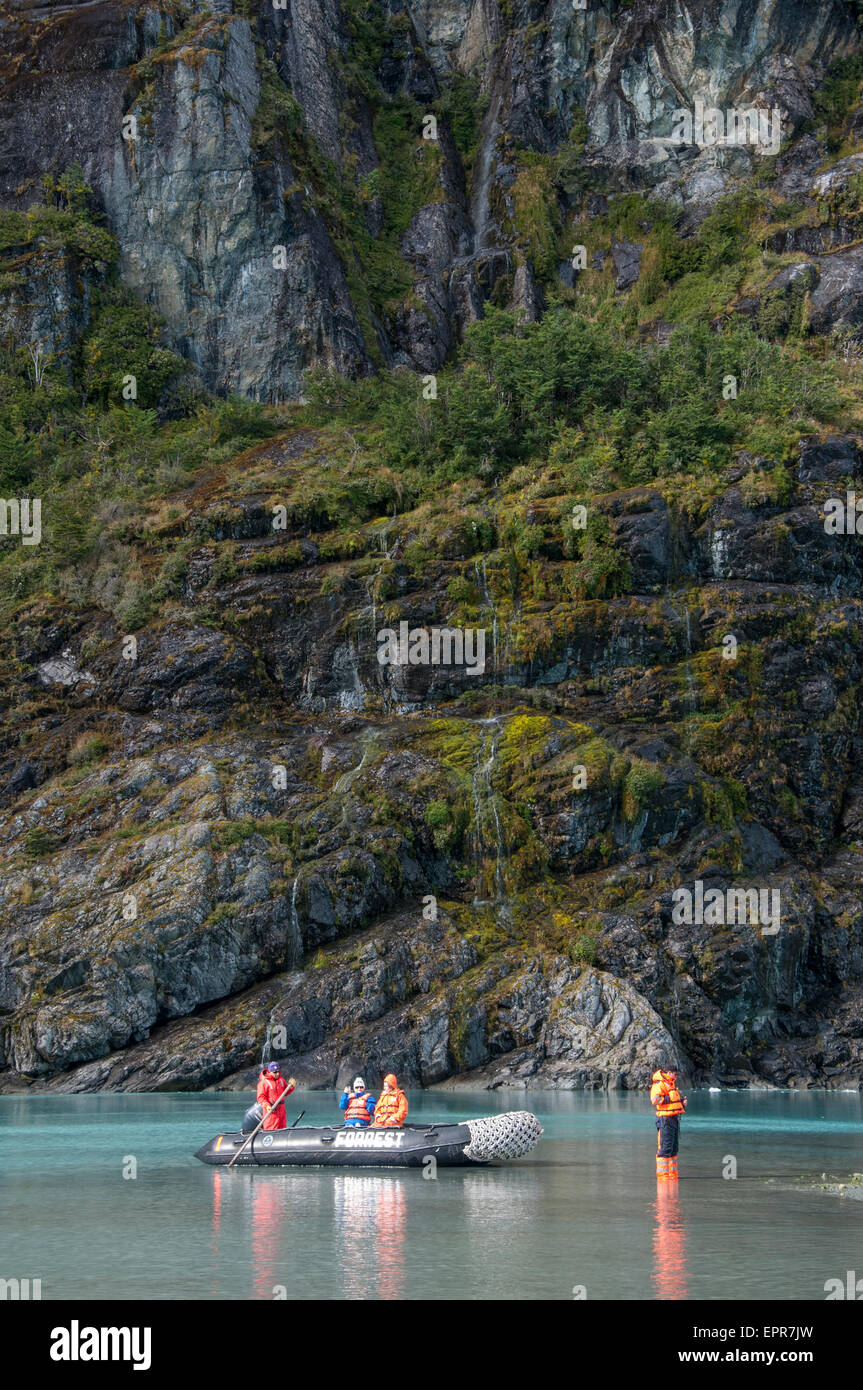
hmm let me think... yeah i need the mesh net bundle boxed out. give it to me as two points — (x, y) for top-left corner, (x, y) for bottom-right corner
(463, 1110), (544, 1162)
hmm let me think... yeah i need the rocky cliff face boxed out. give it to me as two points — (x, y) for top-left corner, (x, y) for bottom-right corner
(1, 0), (860, 396)
(1, 427), (862, 1093)
(1, 0), (863, 1095)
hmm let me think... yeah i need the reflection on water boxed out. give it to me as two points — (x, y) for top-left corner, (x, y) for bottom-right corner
(334, 1175), (407, 1301)
(2, 1089), (861, 1300)
(250, 1176), (287, 1300)
(651, 1184), (688, 1301)
(209, 1170), (224, 1299)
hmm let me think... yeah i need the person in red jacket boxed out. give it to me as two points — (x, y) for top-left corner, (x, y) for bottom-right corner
(256, 1062), (295, 1131)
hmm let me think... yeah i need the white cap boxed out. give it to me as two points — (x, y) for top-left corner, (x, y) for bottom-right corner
(353, 1076), (365, 1090)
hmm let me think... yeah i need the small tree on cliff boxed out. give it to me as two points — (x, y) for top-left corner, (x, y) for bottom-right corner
(41, 163), (92, 216)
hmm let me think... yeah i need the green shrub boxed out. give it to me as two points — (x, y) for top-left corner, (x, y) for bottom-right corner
(114, 586), (153, 632)
(570, 932), (600, 965)
(0, 166), (118, 273)
(80, 290), (185, 407)
(436, 75), (488, 169)
(68, 735), (109, 766)
(446, 574), (480, 605)
(424, 798), (468, 853)
(205, 396), (279, 444)
(622, 761), (663, 820)
(811, 54), (863, 128)
(24, 827), (58, 858)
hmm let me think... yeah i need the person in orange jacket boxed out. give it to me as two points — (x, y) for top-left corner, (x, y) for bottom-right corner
(650, 1067), (686, 1180)
(256, 1062), (296, 1131)
(371, 1073), (408, 1127)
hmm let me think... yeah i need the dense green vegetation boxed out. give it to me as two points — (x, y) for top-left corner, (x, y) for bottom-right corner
(810, 53), (863, 131)
(3, 33), (863, 638)
(304, 305), (841, 485)
(0, 266), (845, 632)
(0, 170), (852, 630)
(0, 164), (117, 291)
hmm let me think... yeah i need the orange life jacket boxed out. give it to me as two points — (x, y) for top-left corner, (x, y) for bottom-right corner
(372, 1088), (408, 1127)
(650, 1070), (686, 1117)
(345, 1091), (373, 1125)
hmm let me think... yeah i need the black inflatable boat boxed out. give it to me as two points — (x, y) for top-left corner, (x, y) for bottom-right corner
(195, 1111), (543, 1169)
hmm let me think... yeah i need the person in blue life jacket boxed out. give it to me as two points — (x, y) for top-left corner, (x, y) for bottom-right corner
(339, 1075), (376, 1127)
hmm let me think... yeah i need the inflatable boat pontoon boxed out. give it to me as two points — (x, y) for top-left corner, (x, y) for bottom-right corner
(195, 1111), (543, 1168)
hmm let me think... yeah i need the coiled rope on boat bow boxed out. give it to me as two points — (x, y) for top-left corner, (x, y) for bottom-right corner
(462, 1110), (544, 1162)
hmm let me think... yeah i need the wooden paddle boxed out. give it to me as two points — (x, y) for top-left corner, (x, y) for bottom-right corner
(227, 1078), (296, 1168)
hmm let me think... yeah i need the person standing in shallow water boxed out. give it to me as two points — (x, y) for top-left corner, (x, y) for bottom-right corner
(650, 1067), (686, 1180)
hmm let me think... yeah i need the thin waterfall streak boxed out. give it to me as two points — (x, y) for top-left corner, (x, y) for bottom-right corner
(474, 556), (499, 675)
(288, 873), (301, 971)
(471, 716), (506, 907)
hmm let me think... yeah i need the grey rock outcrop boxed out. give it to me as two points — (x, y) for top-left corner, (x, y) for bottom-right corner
(1, 0), (859, 398)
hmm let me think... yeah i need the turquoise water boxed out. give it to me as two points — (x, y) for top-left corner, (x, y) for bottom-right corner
(1, 1090), (861, 1300)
